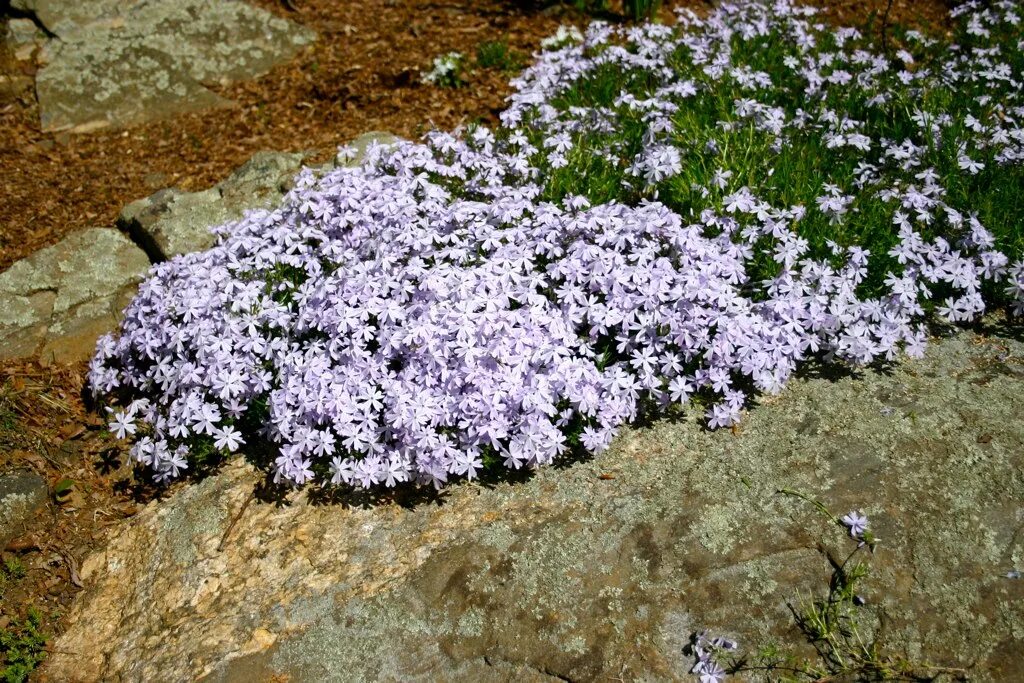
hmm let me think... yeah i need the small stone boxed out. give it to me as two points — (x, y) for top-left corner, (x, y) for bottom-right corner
(118, 187), (230, 260)
(4, 18), (45, 61)
(118, 151), (308, 261)
(217, 150), (308, 205)
(0, 471), (48, 547)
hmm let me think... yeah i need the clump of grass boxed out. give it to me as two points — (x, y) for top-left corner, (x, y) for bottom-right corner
(1, 559), (25, 582)
(622, 0), (659, 21)
(0, 406), (15, 433)
(0, 561), (47, 683)
(476, 39), (524, 73)
(547, 0), (659, 22)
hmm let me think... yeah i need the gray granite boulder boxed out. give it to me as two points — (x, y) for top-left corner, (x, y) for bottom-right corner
(32, 0), (315, 133)
(3, 17), (47, 61)
(118, 187), (240, 263)
(10, 0), (134, 37)
(119, 133), (402, 261)
(39, 327), (1024, 682)
(0, 228), (150, 364)
(37, 43), (234, 135)
(118, 151), (309, 260)
(0, 471), (48, 547)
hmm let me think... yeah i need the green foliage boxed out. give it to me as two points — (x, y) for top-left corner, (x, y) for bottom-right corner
(184, 433), (227, 475)
(522, 11), (1024, 302)
(476, 39), (525, 72)
(1, 559), (24, 581)
(0, 608), (47, 683)
(510, 0), (658, 22)
(570, 0), (607, 17)
(262, 262), (309, 307)
(0, 406), (15, 433)
(622, 0), (659, 21)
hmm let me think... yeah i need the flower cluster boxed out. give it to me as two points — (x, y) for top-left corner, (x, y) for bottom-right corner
(92, 0), (1024, 489)
(687, 631), (737, 683)
(422, 51), (466, 88)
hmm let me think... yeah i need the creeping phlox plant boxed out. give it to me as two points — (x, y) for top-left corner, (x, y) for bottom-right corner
(91, 0), (1024, 490)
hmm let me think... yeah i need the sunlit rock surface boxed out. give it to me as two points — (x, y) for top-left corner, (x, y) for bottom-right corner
(40, 326), (1024, 682)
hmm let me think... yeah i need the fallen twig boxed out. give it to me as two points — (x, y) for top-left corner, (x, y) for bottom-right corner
(218, 490), (255, 552)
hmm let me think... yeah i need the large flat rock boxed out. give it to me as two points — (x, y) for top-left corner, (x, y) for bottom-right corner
(0, 228), (150, 363)
(33, 0), (315, 133)
(39, 327), (1024, 681)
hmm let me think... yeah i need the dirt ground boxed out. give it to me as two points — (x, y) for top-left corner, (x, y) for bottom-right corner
(0, 0), (953, 673)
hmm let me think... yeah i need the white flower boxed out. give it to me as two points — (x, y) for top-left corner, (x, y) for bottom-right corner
(422, 52), (464, 86)
(213, 426), (245, 452)
(541, 25), (584, 50)
(108, 409), (137, 440)
(958, 154), (984, 175)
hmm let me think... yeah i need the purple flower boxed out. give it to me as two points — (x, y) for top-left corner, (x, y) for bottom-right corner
(841, 511), (869, 539)
(687, 630), (736, 682)
(695, 660), (725, 683)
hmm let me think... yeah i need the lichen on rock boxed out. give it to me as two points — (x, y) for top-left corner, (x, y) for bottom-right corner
(30, 0), (316, 133)
(0, 228), (150, 364)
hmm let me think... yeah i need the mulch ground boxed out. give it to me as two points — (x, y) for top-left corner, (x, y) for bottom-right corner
(0, 0), (952, 670)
